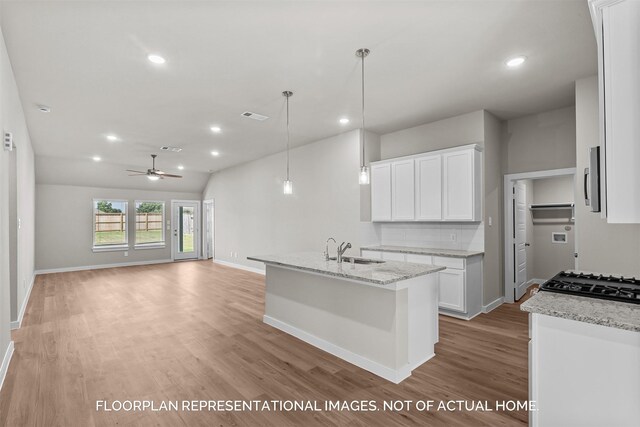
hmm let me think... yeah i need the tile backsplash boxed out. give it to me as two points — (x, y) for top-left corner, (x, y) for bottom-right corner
(360, 222), (484, 251)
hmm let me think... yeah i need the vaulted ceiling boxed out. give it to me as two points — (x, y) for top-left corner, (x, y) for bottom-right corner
(0, 1), (596, 192)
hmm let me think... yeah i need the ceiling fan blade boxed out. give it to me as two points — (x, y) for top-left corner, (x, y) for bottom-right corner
(128, 173), (148, 176)
(126, 169), (147, 174)
(159, 173), (182, 178)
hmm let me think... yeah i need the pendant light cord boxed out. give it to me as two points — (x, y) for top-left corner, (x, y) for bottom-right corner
(361, 52), (366, 169)
(286, 95), (290, 180)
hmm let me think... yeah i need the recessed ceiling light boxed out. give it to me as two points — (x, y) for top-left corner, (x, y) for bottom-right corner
(106, 134), (119, 142)
(339, 118), (350, 124)
(147, 54), (166, 64)
(177, 165), (184, 170)
(211, 151), (220, 157)
(506, 56), (526, 68)
(37, 105), (51, 113)
(210, 126), (221, 133)
(92, 156), (102, 162)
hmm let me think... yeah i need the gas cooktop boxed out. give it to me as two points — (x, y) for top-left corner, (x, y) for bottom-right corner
(539, 271), (640, 304)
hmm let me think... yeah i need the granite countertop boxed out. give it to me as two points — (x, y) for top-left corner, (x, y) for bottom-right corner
(521, 291), (640, 332)
(362, 245), (484, 258)
(247, 252), (444, 286)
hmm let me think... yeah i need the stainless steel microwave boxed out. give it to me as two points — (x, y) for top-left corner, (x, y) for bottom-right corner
(584, 146), (601, 212)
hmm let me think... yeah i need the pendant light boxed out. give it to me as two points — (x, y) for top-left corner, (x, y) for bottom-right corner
(282, 90), (294, 195)
(356, 48), (370, 185)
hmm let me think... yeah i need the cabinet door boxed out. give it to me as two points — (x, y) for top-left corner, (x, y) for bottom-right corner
(602, 0), (640, 223)
(415, 155), (442, 221)
(391, 160), (415, 221)
(371, 163), (392, 221)
(382, 251), (406, 262)
(443, 149), (475, 221)
(405, 253), (433, 264)
(438, 268), (466, 312)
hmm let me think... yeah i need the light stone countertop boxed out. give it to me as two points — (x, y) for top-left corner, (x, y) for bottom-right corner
(362, 245), (484, 258)
(521, 291), (640, 332)
(247, 252), (444, 286)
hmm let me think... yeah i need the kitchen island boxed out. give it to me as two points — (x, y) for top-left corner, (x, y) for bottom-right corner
(247, 252), (444, 383)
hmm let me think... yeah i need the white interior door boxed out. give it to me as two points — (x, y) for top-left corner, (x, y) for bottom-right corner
(172, 201), (200, 260)
(514, 182), (528, 300)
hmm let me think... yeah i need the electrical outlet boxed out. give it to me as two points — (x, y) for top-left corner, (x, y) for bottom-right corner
(124, 251), (128, 257)
(450, 233), (457, 242)
(230, 251), (234, 257)
(488, 216), (492, 226)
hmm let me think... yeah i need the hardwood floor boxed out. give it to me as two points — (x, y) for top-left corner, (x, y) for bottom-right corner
(0, 261), (530, 426)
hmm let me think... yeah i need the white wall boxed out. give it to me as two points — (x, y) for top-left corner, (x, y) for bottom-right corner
(202, 130), (367, 271)
(503, 106), (576, 174)
(575, 76), (640, 275)
(35, 185), (200, 271)
(1, 19), (35, 381)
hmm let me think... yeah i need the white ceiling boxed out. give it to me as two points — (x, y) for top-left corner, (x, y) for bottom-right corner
(0, 0), (596, 192)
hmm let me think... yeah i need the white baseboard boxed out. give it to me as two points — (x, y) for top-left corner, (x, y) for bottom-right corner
(482, 297), (505, 314)
(0, 341), (15, 393)
(263, 315), (412, 384)
(214, 259), (265, 275)
(10, 273), (36, 330)
(35, 259), (173, 275)
(526, 278), (545, 287)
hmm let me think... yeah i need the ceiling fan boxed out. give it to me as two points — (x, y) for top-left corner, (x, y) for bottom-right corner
(127, 154), (182, 181)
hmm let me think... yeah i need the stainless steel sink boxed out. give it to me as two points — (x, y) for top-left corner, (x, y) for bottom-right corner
(329, 256), (385, 265)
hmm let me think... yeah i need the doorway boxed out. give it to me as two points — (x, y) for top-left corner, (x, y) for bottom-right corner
(202, 200), (214, 260)
(171, 200), (200, 261)
(504, 168), (577, 303)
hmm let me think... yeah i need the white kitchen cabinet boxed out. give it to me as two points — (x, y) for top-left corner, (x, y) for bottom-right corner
(360, 250), (383, 260)
(371, 163), (391, 221)
(369, 144), (481, 222)
(442, 148), (482, 221)
(391, 159), (415, 221)
(415, 154), (442, 221)
(590, 0), (640, 223)
(529, 313), (640, 426)
(381, 251), (406, 262)
(365, 248), (484, 319)
(438, 269), (465, 312)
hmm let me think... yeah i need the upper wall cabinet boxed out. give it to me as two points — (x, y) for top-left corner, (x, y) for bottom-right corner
(371, 163), (392, 221)
(371, 144), (482, 222)
(442, 148), (482, 221)
(590, 0), (640, 223)
(391, 159), (415, 221)
(415, 154), (442, 220)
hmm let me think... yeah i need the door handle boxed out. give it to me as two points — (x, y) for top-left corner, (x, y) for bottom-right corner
(584, 167), (590, 206)
(524, 243), (531, 247)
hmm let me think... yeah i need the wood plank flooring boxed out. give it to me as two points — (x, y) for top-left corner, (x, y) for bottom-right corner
(0, 261), (531, 426)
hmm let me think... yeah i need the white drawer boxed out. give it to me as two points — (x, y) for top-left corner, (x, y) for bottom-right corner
(361, 250), (383, 260)
(382, 251), (406, 262)
(433, 256), (465, 270)
(405, 253), (433, 264)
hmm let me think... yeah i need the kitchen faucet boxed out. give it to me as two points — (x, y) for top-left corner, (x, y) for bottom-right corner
(337, 242), (352, 263)
(324, 237), (336, 261)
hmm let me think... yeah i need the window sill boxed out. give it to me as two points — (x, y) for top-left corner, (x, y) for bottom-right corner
(134, 243), (166, 250)
(92, 245), (129, 253)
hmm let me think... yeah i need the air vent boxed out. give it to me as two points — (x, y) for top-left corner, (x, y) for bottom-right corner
(241, 111), (269, 121)
(160, 146), (182, 152)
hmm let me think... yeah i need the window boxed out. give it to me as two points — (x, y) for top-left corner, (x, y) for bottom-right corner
(93, 199), (128, 251)
(135, 201), (165, 248)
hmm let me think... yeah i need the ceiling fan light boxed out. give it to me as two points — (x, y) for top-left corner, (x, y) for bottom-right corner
(147, 175), (160, 181)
